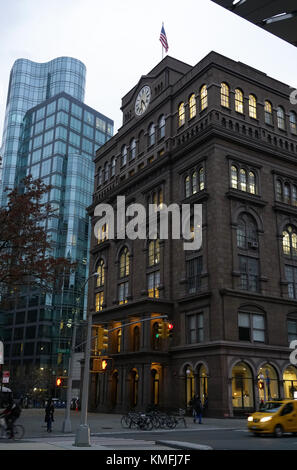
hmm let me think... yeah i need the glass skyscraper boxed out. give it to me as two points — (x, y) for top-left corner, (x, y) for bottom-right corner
(0, 57), (86, 205)
(0, 58), (113, 397)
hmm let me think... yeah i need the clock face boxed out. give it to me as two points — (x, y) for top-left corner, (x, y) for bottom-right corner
(135, 85), (151, 116)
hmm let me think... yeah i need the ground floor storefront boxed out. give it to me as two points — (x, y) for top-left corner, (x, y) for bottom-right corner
(89, 348), (297, 417)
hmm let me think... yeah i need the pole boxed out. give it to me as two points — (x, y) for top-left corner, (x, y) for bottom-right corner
(74, 307), (92, 446)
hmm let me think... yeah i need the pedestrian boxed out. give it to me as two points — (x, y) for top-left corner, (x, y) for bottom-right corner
(191, 394), (203, 424)
(44, 398), (54, 432)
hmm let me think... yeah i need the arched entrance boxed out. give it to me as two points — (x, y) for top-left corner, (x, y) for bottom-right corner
(129, 368), (139, 408)
(283, 365), (297, 399)
(185, 365), (195, 407)
(257, 364), (279, 402)
(232, 362), (254, 414)
(151, 367), (160, 406)
(197, 364), (208, 406)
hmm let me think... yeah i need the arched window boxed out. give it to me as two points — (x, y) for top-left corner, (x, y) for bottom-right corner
(283, 226), (297, 257)
(130, 138), (136, 160)
(199, 167), (205, 191)
(249, 171), (256, 194)
(235, 89), (244, 114)
(221, 82), (229, 108)
(192, 171), (197, 194)
(290, 111), (297, 135)
(104, 162), (109, 182)
(276, 179), (283, 201)
(121, 145), (127, 166)
(189, 94), (196, 119)
(178, 102), (185, 127)
(284, 183), (290, 204)
(119, 247), (130, 277)
(264, 100), (273, 125)
(117, 329), (122, 353)
(277, 106), (286, 130)
(200, 84), (208, 111)
(96, 259), (105, 287)
(148, 123), (155, 146)
(232, 362), (254, 411)
(249, 94), (257, 119)
(240, 168), (247, 192)
(111, 157), (116, 177)
(237, 213), (258, 250)
(148, 239), (160, 266)
(231, 165), (238, 189)
(159, 115), (165, 139)
(185, 175), (190, 198)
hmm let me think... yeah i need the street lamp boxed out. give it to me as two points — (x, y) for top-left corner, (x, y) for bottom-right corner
(62, 272), (98, 434)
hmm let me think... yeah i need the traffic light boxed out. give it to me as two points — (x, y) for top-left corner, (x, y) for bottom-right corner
(156, 322), (164, 339)
(164, 321), (174, 338)
(56, 377), (62, 387)
(91, 357), (113, 372)
(56, 377), (67, 387)
(98, 325), (109, 351)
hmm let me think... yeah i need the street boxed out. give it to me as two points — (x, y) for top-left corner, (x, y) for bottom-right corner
(2, 408), (297, 451)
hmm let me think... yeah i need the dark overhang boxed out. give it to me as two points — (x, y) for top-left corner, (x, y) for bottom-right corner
(211, 0), (297, 47)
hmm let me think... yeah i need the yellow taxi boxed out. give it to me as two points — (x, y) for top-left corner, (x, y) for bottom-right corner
(247, 400), (297, 437)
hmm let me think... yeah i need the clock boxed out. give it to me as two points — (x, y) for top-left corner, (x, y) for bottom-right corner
(135, 85), (151, 116)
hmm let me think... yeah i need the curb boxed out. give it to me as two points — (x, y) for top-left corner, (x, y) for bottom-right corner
(155, 440), (213, 450)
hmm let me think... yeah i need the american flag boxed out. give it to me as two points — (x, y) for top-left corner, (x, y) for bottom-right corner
(159, 24), (169, 53)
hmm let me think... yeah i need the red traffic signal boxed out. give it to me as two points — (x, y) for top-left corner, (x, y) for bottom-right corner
(56, 377), (62, 387)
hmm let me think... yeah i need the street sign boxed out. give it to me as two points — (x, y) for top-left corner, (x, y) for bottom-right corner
(0, 341), (3, 364)
(2, 371), (10, 384)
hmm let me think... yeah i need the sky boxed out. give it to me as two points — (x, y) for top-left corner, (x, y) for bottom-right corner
(0, 0), (297, 140)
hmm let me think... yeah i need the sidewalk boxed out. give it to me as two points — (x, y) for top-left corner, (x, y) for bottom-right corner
(0, 410), (246, 450)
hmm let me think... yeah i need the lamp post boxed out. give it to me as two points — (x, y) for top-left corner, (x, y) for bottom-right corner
(62, 272), (98, 434)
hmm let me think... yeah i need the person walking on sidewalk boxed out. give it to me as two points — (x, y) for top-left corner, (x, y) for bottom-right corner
(191, 395), (203, 424)
(44, 398), (54, 432)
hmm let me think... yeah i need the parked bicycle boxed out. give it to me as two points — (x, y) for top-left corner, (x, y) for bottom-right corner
(121, 408), (186, 430)
(0, 417), (25, 440)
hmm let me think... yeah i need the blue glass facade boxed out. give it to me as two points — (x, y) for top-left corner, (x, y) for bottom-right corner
(0, 59), (113, 382)
(0, 57), (86, 205)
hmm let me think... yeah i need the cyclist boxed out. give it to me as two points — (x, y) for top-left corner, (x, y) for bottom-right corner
(0, 398), (22, 438)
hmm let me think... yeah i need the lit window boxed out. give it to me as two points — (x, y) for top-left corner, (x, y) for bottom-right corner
(264, 101), (273, 125)
(221, 83), (230, 108)
(147, 271), (160, 298)
(249, 171), (256, 194)
(95, 292), (104, 311)
(200, 85), (208, 111)
(97, 260), (105, 287)
(199, 168), (205, 191)
(277, 106), (286, 130)
(231, 166), (238, 189)
(97, 223), (108, 244)
(120, 248), (130, 278)
(148, 239), (160, 266)
(283, 226), (297, 257)
(189, 94), (196, 119)
(235, 89), (244, 114)
(249, 94), (257, 119)
(192, 171), (197, 194)
(240, 168), (247, 192)
(178, 102), (185, 127)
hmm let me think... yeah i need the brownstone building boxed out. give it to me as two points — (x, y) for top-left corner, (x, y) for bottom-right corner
(87, 51), (297, 417)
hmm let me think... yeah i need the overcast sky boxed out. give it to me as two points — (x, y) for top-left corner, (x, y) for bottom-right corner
(1, 0), (297, 140)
